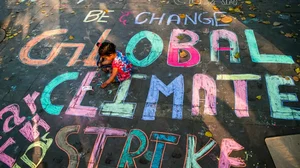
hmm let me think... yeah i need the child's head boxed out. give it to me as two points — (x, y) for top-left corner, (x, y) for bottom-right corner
(97, 41), (116, 61)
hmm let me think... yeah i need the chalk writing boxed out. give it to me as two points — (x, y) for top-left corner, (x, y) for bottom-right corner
(41, 72), (79, 115)
(150, 132), (180, 168)
(20, 133), (53, 168)
(217, 74), (261, 118)
(19, 114), (50, 142)
(83, 10), (115, 23)
(119, 11), (131, 26)
(0, 104), (26, 133)
(66, 71), (98, 117)
(265, 75), (300, 120)
(245, 29), (294, 64)
(84, 29), (111, 66)
(84, 127), (127, 168)
(19, 29), (85, 67)
(0, 138), (16, 168)
(100, 74), (147, 118)
(23, 91), (40, 114)
(135, 12), (229, 27)
(168, 29), (200, 67)
(192, 74), (217, 116)
(117, 129), (149, 168)
(126, 31), (163, 67)
(219, 139), (246, 168)
(184, 135), (216, 168)
(142, 75), (184, 120)
(55, 125), (80, 168)
(210, 29), (240, 63)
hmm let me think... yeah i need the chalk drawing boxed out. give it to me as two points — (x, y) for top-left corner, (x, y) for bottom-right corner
(84, 127), (127, 168)
(77, 0), (84, 4)
(19, 114), (50, 142)
(100, 74), (147, 118)
(135, 12), (151, 24)
(84, 29), (111, 66)
(117, 129), (149, 168)
(0, 138), (16, 168)
(13, 163), (21, 168)
(55, 125), (80, 168)
(216, 74), (261, 81)
(167, 14), (181, 25)
(19, 29), (85, 66)
(66, 71), (98, 117)
(168, 29), (200, 67)
(192, 74), (217, 116)
(149, 13), (166, 25)
(150, 132), (180, 168)
(245, 29), (294, 64)
(214, 12), (230, 27)
(0, 104), (26, 133)
(265, 75), (300, 120)
(184, 135), (216, 168)
(20, 133), (53, 168)
(210, 29), (240, 63)
(219, 139), (246, 168)
(198, 12), (215, 26)
(217, 74), (261, 118)
(135, 12), (226, 27)
(83, 10), (115, 23)
(142, 75), (184, 120)
(126, 31), (163, 67)
(41, 72), (79, 115)
(119, 11), (131, 26)
(23, 91), (40, 114)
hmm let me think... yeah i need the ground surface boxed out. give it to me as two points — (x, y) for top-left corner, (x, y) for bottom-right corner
(0, 0), (300, 168)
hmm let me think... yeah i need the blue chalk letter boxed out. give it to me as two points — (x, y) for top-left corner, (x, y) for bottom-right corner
(142, 75), (184, 120)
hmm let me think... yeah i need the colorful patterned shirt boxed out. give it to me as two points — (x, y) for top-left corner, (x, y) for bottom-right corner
(112, 51), (132, 82)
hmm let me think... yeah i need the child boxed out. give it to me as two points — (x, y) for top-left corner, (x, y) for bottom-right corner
(96, 41), (132, 88)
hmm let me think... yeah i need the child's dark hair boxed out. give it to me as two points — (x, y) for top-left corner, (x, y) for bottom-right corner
(97, 41), (116, 57)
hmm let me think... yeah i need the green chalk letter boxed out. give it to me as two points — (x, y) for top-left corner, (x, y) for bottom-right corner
(41, 72), (79, 115)
(118, 129), (148, 168)
(126, 31), (163, 67)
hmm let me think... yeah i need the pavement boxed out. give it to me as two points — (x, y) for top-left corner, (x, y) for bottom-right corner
(0, 0), (300, 167)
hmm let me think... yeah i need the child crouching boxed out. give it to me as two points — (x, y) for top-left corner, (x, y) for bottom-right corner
(97, 41), (133, 88)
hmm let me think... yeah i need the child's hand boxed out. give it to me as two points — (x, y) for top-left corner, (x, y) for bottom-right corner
(100, 82), (109, 88)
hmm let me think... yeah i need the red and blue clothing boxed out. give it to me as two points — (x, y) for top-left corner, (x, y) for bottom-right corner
(112, 51), (132, 82)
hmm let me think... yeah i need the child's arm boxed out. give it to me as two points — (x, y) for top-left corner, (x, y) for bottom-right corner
(101, 68), (118, 88)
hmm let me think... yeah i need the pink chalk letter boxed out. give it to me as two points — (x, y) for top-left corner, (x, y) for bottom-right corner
(0, 104), (25, 133)
(219, 139), (246, 168)
(19, 114), (50, 142)
(192, 74), (217, 116)
(84, 127), (127, 168)
(23, 91), (40, 114)
(167, 29), (200, 67)
(0, 138), (16, 167)
(233, 80), (249, 118)
(66, 71), (98, 117)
